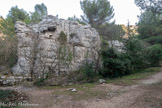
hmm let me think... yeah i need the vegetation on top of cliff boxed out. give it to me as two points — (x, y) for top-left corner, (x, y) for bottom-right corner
(80, 0), (114, 27)
(30, 3), (48, 24)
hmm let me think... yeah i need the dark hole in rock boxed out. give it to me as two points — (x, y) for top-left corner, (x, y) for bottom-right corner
(49, 35), (53, 38)
(42, 27), (56, 33)
(70, 33), (77, 38)
(48, 27), (56, 32)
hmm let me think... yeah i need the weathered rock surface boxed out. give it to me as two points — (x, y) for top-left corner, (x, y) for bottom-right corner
(12, 15), (100, 79)
(99, 79), (107, 84)
(108, 40), (124, 52)
(0, 75), (27, 86)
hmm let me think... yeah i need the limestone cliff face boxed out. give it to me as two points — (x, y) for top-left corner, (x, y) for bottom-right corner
(12, 15), (100, 78)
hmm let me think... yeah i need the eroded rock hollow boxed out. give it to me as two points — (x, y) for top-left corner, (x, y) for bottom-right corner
(12, 15), (100, 79)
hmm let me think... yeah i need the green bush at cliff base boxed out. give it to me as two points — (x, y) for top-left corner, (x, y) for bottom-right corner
(145, 44), (162, 67)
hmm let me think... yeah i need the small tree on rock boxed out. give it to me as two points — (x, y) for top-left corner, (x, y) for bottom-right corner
(80, 0), (114, 28)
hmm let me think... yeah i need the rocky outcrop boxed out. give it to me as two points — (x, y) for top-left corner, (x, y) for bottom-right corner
(12, 15), (100, 79)
(108, 40), (124, 52)
(0, 75), (28, 86)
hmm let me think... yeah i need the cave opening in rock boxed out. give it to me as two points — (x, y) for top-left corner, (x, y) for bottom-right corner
(48, 27), (56, 32)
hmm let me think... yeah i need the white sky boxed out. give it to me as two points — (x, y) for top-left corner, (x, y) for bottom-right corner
(0, 0), (141, 25)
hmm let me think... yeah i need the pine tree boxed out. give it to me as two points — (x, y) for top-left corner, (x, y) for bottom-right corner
(31, 3), (48, 24)
(80, 0), (114, 27)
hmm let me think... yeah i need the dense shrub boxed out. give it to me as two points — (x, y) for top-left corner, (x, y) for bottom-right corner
(144, 35), (162, 45)
(123, 37), (148, 69)
(100, 48), (132, 78)
(64, 61), (98, 83)
(0, 89), (12, 100)
(145, 44), (162, 66)
(81, 62), (96, 79)
(0, 89), (28, 106)
(33, 78), (46, 86)
(58, 31), (67, 45)
(67, 70), (85, 83)
(100, 37), (162, 79)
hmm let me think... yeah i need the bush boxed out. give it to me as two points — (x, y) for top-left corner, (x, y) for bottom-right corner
(67, 70), (85, 83)
(100, 47), (132, 78)
(144, 35), (162, 45)
(145, 44), (162, 66)
(76, 61), (98, 82)
(0, 89), (28, 107)
(82, 62), (96, 79)
(0, 89), (12, 100)
(33, 78), (46, 86)
(58, 31), (67, 45)
(119, 53), (132, 74)
(123, 37), (148, 69)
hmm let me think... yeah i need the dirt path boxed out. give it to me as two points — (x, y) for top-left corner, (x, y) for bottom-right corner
(82, 71), (162, 108)
(1, 71), (162, 108)
(141, 71), (162, 84)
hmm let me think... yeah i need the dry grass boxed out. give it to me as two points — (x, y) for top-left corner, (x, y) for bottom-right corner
(42, 83), (108, 101)
(107, 67), (161, 86)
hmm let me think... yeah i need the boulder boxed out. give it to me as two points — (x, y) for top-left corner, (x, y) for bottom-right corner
(99, 79), (107, 84)
(0, 75), (30, 86)
(1, 76), (16, 86)
(67, 88), (77, 92)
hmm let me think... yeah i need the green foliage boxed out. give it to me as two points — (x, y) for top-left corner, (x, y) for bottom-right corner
(58, 47), (65, 61)
(98, 23), (125, 41)
(33, 78), (46, 86)
(144, 35), (162, 45)
(0, 6), (28, 70)
(100, 35), (162, 79)
(80, 0), (114, 27)
(134, 0), (162, 14)
(81, 62), (96, 79)
(0, 89), (12, 100)
(58, 46), (73, 65)
(30, 3), (48, 24)
(100, 35), (109, 50)
(135, 0), (162, 45)
(134, 0), (162, 68)
(123, 37), (148, 69)
(100, 38), (162, 78)
(137, 10), (161, 39)
(66, 70), (85, 83)
(101, 48), (132, 78)
(0, 6), (30, 37)
(57, 32), (73, 69)
(68, 16), (86, 25)
(108, 67), (161, 85)
(145, 44), (162, 66)
(67, 50), (73, 63)
(0, 4), (48, 70)
(58, 31), (68, 64)
(7, 6), (30, 24)
(0, 3), (48, 36)
(70, 33), (76, 38)
(58, 31), (67, 45)
(0, 89), (27, 107)
(0, 18), (15, 37)
(67, 61), (98, 83)
(3, 7), (28, 36)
